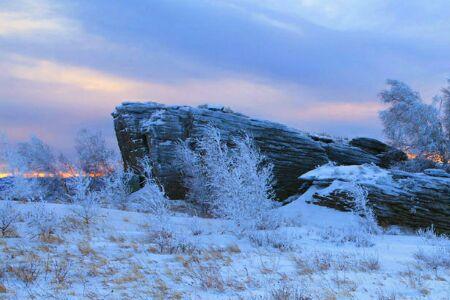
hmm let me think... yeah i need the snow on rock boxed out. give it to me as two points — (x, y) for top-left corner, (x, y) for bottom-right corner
(112, 102), (406, 200)
(197, 103), (235, 114)
(300, 163), (392, 184)
(277, 187), (362, 230)
(299, 163), (450, 233)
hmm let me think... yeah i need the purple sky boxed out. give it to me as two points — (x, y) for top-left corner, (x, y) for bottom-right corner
(1, 0), (449, 156)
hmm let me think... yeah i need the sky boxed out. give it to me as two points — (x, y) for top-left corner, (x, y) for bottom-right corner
(1, 0), (449, 156)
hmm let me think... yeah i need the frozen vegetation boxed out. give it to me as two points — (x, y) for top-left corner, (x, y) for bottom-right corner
(0, 126), (449, 299)
(0, 192), (449, 299)
(0, 79), (449, 299)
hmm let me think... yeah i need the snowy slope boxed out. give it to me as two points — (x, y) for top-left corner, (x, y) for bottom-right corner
(1, 200), (449, 299)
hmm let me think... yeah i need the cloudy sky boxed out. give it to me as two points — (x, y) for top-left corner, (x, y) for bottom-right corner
(1, 0), (449, 155)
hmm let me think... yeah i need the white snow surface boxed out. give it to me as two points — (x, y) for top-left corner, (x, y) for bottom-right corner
(0, 199), (449, 299)
(300, 163), (392, 183)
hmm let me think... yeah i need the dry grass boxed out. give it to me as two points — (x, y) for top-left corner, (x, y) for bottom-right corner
(0, 227), (19, 238)
(78, 240), (97, 257)
(51, 258), (71, 286)
(8, 260), (42, 285)
(270, 285), (312, 300)
(39, 232), (64, 244)
(182, 252), (227, 291)
(293, 250), (380, 276)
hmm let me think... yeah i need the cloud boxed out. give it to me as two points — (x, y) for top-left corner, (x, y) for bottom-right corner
(1, 53), (386, 155)
(1, 0), (449, 155)
(0, 0), (77, 38)
(0, 12), (61, 36)
(8, 55), (139, 93)
(223, 0), (450, 41)
(290, 102), (384, 122)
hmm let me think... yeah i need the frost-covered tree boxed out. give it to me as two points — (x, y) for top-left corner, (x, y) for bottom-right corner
(67, 174), (100, 225)
(17, 136), (58, 174)
(439, 80), (450, 151)
(75, 129), (114, 175)
(379, 80), (448, 162)
(0, 134), (44, 201)
(179, 126), (276, 224)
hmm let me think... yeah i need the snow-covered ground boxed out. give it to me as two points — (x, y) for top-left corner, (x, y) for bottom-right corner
(1, 197), (449, 299)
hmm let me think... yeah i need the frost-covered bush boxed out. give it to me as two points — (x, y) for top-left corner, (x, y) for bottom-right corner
(320, 226), (375, 248)
(379, 79), (449, 163)
(130, 157), (168, 215)
(269, 284), (311, 300)
(67, 175), (101, 225)
(0, 176), (43, 202)
(247, 228), (300, 251)
(27, 202), (60, 240)
(350, 185), (381, 235)
(393, 158), (438, 173)
(100, 163), (134, 209)
(293, 249), (380, 275)
(147, 221), (198, 254)
(0, 202), (21, 237)
(414, 246), (450, 271)
(179, 126), (276, 225)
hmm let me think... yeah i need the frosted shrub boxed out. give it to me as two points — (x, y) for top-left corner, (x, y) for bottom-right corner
(393, 158), (437, 173)
(27, 202), (60, 240)
(247, 229), (299, 251)
(350, 184), (381, 235)
(132, 157), (168, 215)
(179, 126), (276, 225)
(67, 175), (100, 225)
(417, 225), (440, 241)
(414, 245), (450, 271)
(318, 183), (379, 247)
(293, 249), (380, 274)
(1, 176), (43, 202)
(0, 202), (21, 237)
(147, 222), (198, 254)
(100, 163), (134, 209)
(416, 226), (450, 268)
(270, 284), (311, 300)
(320, 226), (375, 248)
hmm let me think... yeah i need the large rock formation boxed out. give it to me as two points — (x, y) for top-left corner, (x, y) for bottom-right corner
(299, 165), (450, 233)
(112, 102), (406, 200)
